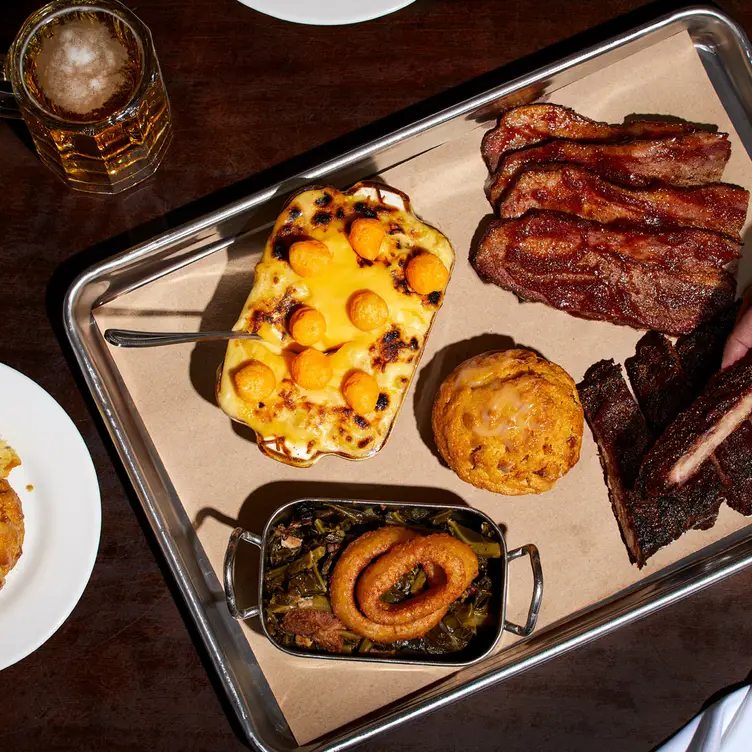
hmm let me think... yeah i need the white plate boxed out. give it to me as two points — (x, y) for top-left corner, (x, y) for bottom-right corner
(0, 363), (101, 670)
(236, 0), (416, 26)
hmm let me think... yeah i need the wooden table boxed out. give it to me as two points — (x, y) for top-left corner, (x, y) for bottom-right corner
(2, 1), (751, 749)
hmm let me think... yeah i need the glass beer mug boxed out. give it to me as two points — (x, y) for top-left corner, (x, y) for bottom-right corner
(1, 0), (172, 194)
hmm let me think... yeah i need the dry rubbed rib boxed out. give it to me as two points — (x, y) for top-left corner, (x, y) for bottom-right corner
(676, 301), (741, 396)
(640, 349), (752, 495)
(578, 361), (723, 566)
(716, 420), (752, 515)
(497, 166), (749, 239)
(577, 361), (653, 565)
(481, 104), (698, 172)
(630, 462), (724, 555)
(578, 361), (653, 489)
(623, 305), (752, 517)
(625, 305), (740, 434)
(487, 132), (731, 205)
(472, 211), (738, 335)
(625, 333), (691, 434)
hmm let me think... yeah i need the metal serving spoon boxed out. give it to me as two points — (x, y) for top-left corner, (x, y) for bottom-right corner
(104, 328), (262, 348)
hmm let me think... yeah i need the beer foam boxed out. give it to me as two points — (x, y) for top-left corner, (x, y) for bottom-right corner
(34, 17), (130, 116)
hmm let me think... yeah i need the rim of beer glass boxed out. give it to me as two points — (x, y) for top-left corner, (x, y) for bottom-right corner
(8, 0), (153, 128)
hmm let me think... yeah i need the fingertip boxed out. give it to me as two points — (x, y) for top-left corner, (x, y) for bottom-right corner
(721, 340), (745, 369)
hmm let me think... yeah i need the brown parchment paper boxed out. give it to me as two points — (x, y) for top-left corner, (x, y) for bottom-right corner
(92, 31), (752, 745)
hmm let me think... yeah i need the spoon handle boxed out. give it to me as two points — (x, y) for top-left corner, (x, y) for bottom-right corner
(103, 329), (261, 348)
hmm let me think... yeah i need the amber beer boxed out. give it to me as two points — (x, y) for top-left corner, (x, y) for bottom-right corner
(3, 0), (171, 194)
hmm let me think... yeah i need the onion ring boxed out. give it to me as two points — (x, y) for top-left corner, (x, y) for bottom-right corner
(330, 527), (449, 642)
(356, 534), (478, 625)
(330, 529), (478, 642)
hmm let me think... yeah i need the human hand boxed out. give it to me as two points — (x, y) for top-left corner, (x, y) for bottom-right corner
(722, 297), (752, 368)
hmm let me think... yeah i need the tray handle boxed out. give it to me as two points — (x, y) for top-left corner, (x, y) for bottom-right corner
(503, 543), (543, 637)
(224, 527), (263, 620)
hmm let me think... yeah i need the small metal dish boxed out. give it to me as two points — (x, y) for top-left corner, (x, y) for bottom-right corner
(223, 497), (543, 667)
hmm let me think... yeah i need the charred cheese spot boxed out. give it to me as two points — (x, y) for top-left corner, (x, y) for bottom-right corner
(354, 201), (378, 219)
(217, 183), (454, 466)
(370, 326), (419, 372)
(312, 211), (332, 226)
(249, 290), (297, 336)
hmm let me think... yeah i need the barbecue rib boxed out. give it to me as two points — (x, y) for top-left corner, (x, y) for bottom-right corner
(577, 360), (653, 565)
(487, 132), (731, 206)
(578, 360), (653, 491)
(472, 211), (738, 335)
(625, 304), (740, 434)
(625, 333), (690, 434)
(497, 166), (748, 239)
(578, 360), (723, 566)
(640, 349), (752, 495)
(716, 420), (752, 516)
(624, 305), (752, 518)
(481, 104), (698, 172)
(676, 302), (741, 396)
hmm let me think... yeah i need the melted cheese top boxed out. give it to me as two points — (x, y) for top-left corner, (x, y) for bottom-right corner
(216, 183), (454, 466)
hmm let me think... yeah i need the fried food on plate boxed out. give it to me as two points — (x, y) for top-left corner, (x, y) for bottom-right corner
(0, 441), (21, 479)
(432, 349), (583, 495)
(0, 440), (23, 590)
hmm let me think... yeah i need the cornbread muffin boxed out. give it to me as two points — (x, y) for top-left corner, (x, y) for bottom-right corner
(0, 440), (23, 590)
(432, 350), (583, 495)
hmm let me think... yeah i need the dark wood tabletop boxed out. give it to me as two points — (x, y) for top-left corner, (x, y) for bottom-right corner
(2, 0), (752, 749)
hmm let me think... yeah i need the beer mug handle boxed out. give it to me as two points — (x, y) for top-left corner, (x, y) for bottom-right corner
(0, 55), (22, 119)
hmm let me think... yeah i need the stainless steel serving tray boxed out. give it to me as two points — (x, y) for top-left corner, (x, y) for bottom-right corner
(223, 498), (543, 667)
(64, 7), (752, 751)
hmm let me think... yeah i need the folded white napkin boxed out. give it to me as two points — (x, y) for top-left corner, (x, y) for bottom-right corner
(659, 685), (752, 752)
